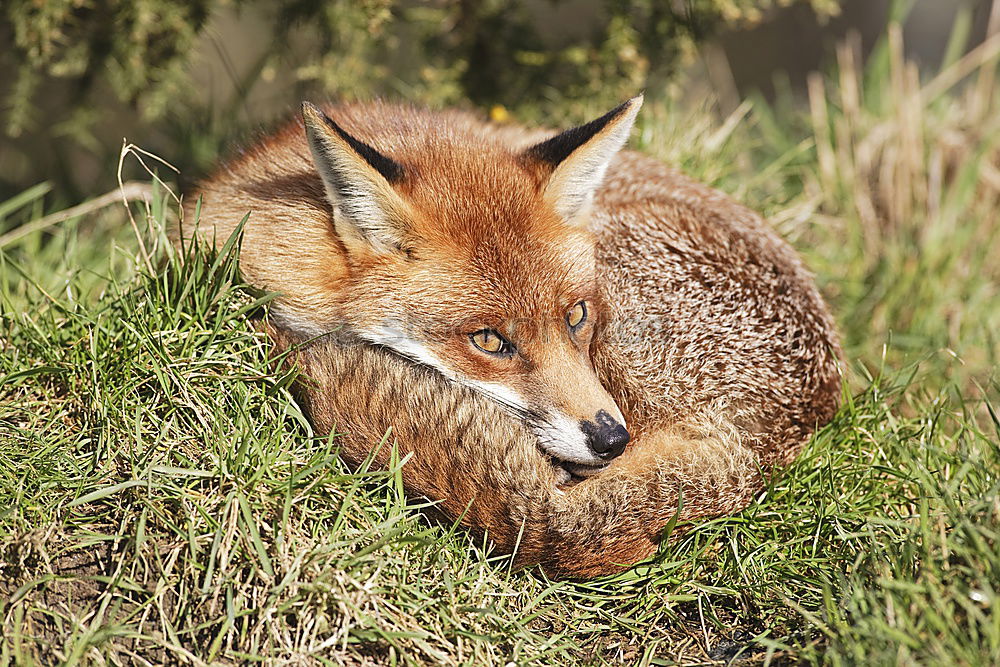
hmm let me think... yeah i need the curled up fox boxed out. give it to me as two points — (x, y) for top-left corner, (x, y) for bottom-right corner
(182, 95), (842, 578)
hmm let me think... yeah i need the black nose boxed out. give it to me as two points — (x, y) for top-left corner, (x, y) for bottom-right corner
(580, 410), (630, 460)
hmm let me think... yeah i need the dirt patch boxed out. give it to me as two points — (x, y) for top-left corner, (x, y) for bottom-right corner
(1, 534), (106, 603)
(0, 526), (188, 665)
(2, 528), (111, 662)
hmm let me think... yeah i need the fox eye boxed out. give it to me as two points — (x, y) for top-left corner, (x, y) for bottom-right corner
(567, 301), (587, 331)
(470, 329), (514, 357)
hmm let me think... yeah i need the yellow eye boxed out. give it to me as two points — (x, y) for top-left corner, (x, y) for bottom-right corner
(470, 329), (512, 356)
(567, 301), (587, 330)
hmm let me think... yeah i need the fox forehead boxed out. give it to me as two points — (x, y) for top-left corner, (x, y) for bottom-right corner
(374, 144), (599, 317)
(398, 144), (550, 238)
(380, 231), (596, 329)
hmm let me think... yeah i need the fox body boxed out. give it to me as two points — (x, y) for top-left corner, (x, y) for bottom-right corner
(184, 98), (842, 576)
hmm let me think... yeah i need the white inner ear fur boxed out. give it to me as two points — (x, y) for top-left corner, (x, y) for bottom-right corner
(544, 96), (643, 223)
(303, 110), (409, 253)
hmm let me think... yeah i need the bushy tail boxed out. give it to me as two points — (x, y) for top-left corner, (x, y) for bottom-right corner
(267, 324), (765, 579)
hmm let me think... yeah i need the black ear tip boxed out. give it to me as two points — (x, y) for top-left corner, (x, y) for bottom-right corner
(523, 96), (640, 168)
(302, 104), (405, 183)
(301, 101), (324, 122)
(613, 94), (644, 117)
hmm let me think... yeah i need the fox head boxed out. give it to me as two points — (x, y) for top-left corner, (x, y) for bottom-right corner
(297, 97), (642, 467)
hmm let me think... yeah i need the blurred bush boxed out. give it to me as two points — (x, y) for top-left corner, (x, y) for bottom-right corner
(0, 0), (842, 195)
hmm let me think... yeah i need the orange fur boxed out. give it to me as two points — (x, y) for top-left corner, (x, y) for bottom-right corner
(181, 99), (842, 578)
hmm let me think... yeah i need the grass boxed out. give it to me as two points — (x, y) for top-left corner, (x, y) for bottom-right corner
(2, 16), (1000, 667)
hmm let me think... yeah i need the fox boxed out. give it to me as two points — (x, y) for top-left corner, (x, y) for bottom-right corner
(181, 96), (842, 577)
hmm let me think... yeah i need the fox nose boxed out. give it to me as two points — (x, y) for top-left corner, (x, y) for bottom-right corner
(581, 410), (630, 460)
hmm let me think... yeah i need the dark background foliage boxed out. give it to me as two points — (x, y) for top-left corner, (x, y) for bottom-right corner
(0, 1), (992, 198)
(3, 0), (849, 198)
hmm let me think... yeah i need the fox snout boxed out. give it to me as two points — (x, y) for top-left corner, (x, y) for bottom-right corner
(534, 393), (630, 467)
(581, 410), (630, 460)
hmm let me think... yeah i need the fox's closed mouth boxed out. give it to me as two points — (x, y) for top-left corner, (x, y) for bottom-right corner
(552, 459), (608, 486)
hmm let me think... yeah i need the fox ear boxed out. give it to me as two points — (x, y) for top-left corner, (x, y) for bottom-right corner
(302, 102), (411, 253)
(523, 95), (642, 224)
